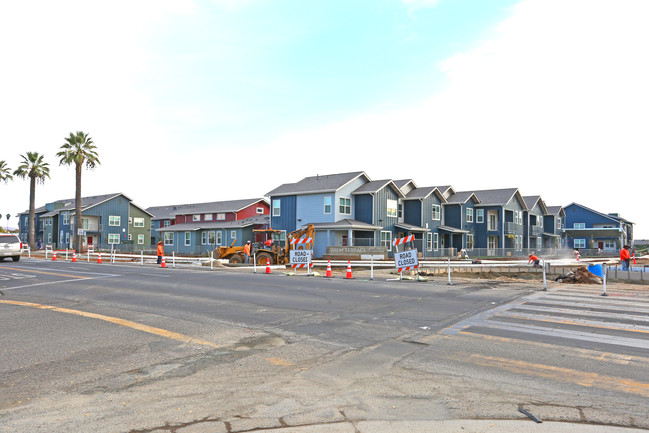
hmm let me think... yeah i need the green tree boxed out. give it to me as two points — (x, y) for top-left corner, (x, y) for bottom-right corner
(13, 152), (50, 250)
(57, 131), (100, 252)
(0, 160), (13, 183)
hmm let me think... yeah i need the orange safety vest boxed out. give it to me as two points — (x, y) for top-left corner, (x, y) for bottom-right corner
(157, 244), (164, 255)
(620, 249), (630, 261)
(243, 244), (251, 255)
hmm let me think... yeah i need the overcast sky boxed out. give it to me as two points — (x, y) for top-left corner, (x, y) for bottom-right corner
(1, 0), (647, 237)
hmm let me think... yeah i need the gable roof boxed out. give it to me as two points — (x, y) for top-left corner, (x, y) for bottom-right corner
(469, 188), (527, 209)
(352, 179), (405, 198)
(446, 191), (480, 205)
(38, 193), (134, 217)
(404, 186), (447, 203)
(434, 185), (455, 199)
(563, 202), (634, 225)
(156, 214), (269, 232)
(266, 171), (369, 197)
(522, 195), (548, 215)
(545, 206), (565, 216)
(147, 198), (268, 221)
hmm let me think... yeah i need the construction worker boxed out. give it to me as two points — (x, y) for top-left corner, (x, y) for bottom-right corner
(528, 253), (540, 268)
(264, 237), (273, 248)
(157, 241), (164, 265)
(243, 240), (251, 264)
(620, 245), (631, 270)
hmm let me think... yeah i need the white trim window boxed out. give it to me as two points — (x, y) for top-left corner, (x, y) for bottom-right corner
(216, 213), (226, 220)
(380, 231), (392, 251)
(466, 208), (473, 223)
(216, 231), (222, 245)
(193, 215), (201, 222)
(431, 204), (441, 221)
(63, 212), (70, 225)
(426, 233), (432, 251)
(574, 239), (586, 248)
(204, 214), (213, 221)
(324, 196), (332, 214)
(433, 233), (439, 251)
(537, 237), (542, 250)
(137, 234), (144, 245)
(339, 198), (351, 215)
(272, 199), (281, 217)
(387, 199), (398, 218)
(557, 217), (562, 230)
(164, 232), (174, 246)
(163, 220), (171, 227)
(109, 215), (120, 226)
(466, 234), (474, 250)
(208, 231), (216, 245)
(108, 233), (120, 244)
(256, 207), (264, 214)
(185, 232), (191, 246)
(476, 209), (484, 223)
(230, 230), (237, 240)
(133, 217), (144, 227)
(574, 223), (585, 229)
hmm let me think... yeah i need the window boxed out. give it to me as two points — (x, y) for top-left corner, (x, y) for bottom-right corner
(515, 235), (522, 251)
(476, 209), (484, 223)
(137, 234), (144, 245)
(433, 233), (439, 251)
(324, 196), (332, 214)
(537, 237), (542, 250)
(63, 212), (70, 225)
(108, 233), (120, 244)
(574, 239), (586, 248)
(426, 233), (432, 251)
(164, 232), (174, 245)
(574, 223), (585, 229)
(604, 241), (616, 249)
(272, 199), (281, 217)
(48, 233), (52, 243)
(201, 232), (208, 245)
(185, 232), (191, 246)
(208, 231), (215, 245)
(557, 217), (562, 230)
(398, 203), (403, 219)
(488, 212), (498, 231)
(193, 215), (201, 222)
(133, 217), (144, 227)
(109, 215), (120, 226)
(230, 230), (236, 240)
(432, 204), (441, 221)
(128, 234), (132, 241)
(204, 214), (213, 221)
(466, 208), (473, 223)
(216, 231), (222, 245)
(82, 218), (89, 230)
(380, 231), (392, 250)
(387, 199), (397, 218)
(163, 220), (171, 227)
(65, 233), (70, 244)
(256, 207), (264, 214)
(216, 213), (226, 220)
(466, 234), (474, 250)
(339, 198), (351, 215)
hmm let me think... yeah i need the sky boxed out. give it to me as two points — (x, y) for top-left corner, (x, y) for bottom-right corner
(1, 0), (647, 237)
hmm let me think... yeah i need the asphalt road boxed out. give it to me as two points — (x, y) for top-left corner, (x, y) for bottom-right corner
(1, 258), (648, 432)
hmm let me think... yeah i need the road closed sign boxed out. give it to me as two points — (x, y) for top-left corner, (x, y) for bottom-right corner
(290, 249), (312, 268)
(394, 249), (419, 272)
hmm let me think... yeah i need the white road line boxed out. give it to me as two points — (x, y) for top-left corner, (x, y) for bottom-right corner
(1, 275), (118, 291)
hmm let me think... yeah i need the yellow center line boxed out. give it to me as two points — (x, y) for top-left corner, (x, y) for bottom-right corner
(0, 300), (221, 349)
(0, 266), (87, 279)
(468, 354), (649, 397)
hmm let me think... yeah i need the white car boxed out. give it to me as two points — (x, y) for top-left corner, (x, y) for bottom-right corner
(0, 234), (22, 262)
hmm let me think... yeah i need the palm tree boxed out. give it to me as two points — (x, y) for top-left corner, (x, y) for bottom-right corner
(0, 160), (13, 183)
(57, 131), (100, 252)
(13, 152), (50, 250)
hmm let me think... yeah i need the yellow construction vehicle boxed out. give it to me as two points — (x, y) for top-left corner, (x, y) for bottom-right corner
(214, 224), (315, 265)
(252, 224), (315, 265)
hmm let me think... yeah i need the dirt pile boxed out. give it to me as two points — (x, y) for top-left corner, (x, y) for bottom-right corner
(555, 266), (603, 284)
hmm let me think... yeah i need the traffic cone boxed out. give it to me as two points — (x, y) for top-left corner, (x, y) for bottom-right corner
(265, 259), (271, 274)
(325, 260), (333, 278)
(97, 252), (102, 264)
(633, 252), (637, 265)
(161, 256), (167, 268)
(345, 260), (353, 279)
(52, 251), (57, 261)
(72, 251), (77, 262)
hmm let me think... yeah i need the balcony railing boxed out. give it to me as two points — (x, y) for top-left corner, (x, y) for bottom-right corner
(531, 225), (543, 236)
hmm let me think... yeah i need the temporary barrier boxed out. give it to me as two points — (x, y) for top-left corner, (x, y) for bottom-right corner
(97, 252), (103, 263)
(265, 260), (271, 274)
(393, 234), (415, 247)
(290, 237), (313, 245)
(161, 257), (167, 268)
(325, 260), (333, 278)
(52, 251), (57, 261)
(71, 251), (77, 262)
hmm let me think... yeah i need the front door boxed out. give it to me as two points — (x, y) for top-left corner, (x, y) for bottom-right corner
(87, 236), (93, 246)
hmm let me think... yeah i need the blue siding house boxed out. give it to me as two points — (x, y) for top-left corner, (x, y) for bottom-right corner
(563, 203), (634, 251)
(522, 196), (548, 251)
(267, 171), (389, 258)
(443, 191), (480, 252)
(543, 205), (565, 249)
(402, 186), (447, 257)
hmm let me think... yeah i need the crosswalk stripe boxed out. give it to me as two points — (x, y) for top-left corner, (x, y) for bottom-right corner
(523, 299), (649, 314)
(511, 304), (649, 323)
(496, 311), (649, 333)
